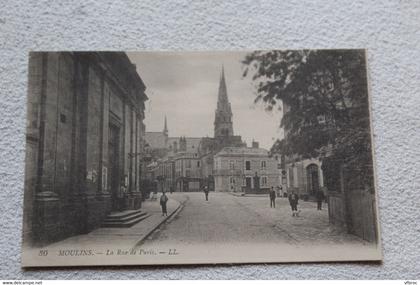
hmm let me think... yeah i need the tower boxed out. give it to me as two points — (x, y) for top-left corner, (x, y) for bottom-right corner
(163, 115), (168, 147)
(163, 115), (168, 136)
(214, 65), (234, 138)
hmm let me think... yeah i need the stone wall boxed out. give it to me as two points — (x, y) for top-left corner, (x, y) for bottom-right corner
(23, 52), (147, 246)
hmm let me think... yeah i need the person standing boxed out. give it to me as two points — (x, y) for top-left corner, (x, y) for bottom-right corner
(269, 187), (276, 208)
(204, 185), (209, 201)
(119, 178), (127, 210)
(316, 190), (325, 210)
(276, 185), (283, 198)
(288, 191), (299, 217)
(160, 191), (169, 216)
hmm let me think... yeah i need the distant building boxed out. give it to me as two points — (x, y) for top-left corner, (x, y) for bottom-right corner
(145, 66), (282, 194)
(213, 146), (278, 193)
(24, 52), (148, 245)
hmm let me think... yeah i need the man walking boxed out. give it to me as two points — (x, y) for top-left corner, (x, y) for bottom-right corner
(316, 190), (325, 210)
(269, 186), (276, 208)
(204, 185), (209, 201)
(288, 191), (299, 217)
(160, 191), (169, 216)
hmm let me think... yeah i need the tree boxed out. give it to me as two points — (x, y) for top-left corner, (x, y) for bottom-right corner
(243, 49), (374, 190)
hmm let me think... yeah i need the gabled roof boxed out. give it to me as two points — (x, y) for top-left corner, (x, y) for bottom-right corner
(167, 137), (202, 153)
(145, 132), (166, 148)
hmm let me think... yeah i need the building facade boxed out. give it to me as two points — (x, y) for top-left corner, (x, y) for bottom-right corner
(213, 146), (278, 193)
(284, 158), (325, 199)
(24, 52), (148, 246)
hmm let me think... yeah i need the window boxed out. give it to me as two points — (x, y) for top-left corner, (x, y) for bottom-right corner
(185, 170), (191, 177)
(229, 160), (235, 169)
(197, 161), (200, 167)
(317, 114), (326, 124)
(245, 161), (251, 170)
(261, 176), (268, 187)
(229, 177), (235, 185)
(288, 168), (293, 188)
(261, 160), (266, 170)
(293, 166), (298, 187)
(186, 160), (191, 168)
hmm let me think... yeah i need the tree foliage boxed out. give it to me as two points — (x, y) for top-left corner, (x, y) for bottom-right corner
(243, 50), (374, 187)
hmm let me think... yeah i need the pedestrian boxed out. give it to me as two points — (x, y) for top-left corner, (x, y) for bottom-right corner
(204, 186), (209, 201)
(288, 191), (299, 217)
(160, 191), (168, 216)
(276, 185), (282, 198)
(119, 178), (127, 210)
(269, 186), (276, 208)
(316, 190), (325, 210)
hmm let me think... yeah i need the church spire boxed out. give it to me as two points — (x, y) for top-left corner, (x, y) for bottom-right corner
(163, 115), (168, 136)
(218, 64), (229, 107)
(214, 65), (234, 138)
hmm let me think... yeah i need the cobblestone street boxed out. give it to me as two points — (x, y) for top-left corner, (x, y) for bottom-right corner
(142, 192), (366, 247)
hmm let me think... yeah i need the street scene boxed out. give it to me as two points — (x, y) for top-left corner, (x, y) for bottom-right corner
(141, 192), (364, 246)
(21, 50), (381, 266)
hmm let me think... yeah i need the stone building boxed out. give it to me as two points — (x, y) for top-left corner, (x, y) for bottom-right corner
(213, 145), (278, 193)
(23, 52), (148, 246)
(284, 157), (325, 199)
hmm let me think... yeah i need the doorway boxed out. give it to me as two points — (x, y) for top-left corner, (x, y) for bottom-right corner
(245, 177), (252, 189)
(306, 164), (320, 196)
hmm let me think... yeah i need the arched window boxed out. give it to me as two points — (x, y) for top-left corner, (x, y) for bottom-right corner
(306, 164), (320, 195)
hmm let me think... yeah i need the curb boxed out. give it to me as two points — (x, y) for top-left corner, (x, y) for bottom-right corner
(132, 199), (183, 248)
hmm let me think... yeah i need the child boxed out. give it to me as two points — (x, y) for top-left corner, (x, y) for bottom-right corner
(288, 191), (299, 217)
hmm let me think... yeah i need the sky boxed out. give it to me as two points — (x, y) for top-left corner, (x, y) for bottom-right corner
(127, 51), (284, 150)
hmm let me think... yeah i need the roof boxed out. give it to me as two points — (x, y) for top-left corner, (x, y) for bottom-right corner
(145, 132), (166, 148)
(167, 137), (202, 153)
(145, 131), (203, 154)
(214, 146), (269, 157)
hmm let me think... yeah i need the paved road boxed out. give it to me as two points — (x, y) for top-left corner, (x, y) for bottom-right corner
(142, 192), (364, 247)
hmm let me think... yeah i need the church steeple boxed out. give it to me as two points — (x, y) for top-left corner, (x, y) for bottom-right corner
(163, 115), (168, 136)
(214, 65), (234, 138)
(218, 65), (228, 106)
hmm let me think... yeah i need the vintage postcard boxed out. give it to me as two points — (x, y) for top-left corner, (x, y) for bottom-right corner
(21, 50), (381, 267)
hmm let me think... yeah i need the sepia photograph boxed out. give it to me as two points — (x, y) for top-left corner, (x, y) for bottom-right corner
(21, 50), (382, 267)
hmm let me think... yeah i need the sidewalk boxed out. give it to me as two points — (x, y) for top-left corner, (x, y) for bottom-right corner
(44, 197), (182, 250)
(229, 192), (272, 197)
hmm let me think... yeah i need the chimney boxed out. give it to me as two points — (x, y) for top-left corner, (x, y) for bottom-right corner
(252, 140), (259, 148)
(173, 141), (178, 153)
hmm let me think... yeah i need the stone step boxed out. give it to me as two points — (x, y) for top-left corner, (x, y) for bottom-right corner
(106, 209), (143, 219)
(102, 210), (151, 228)
(102, 213), (151, 228)
(103, 210), (147, 223)
(104, 210), (147, 223)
